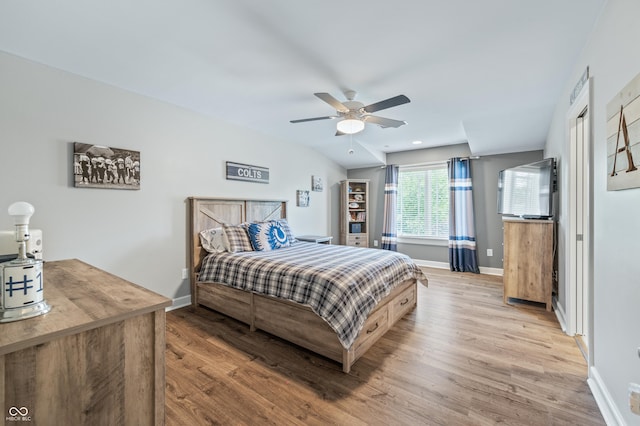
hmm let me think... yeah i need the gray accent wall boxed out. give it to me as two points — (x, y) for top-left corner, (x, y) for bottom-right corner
(348, 144), (543, 269)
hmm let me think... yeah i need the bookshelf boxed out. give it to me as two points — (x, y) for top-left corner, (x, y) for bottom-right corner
(340, 179), (369, 247)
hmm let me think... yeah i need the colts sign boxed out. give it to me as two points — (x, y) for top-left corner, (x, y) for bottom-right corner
(226, 162), (269, 184)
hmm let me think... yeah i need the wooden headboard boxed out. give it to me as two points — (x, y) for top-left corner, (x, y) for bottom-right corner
(188, 197), (287, 297)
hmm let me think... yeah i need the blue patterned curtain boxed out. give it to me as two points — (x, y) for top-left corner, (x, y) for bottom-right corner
(381, 165), (399, 251)
(448, 158), (479, 273)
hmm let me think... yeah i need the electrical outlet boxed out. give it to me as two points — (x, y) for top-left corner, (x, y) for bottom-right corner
(373, 240), (379, 247)
(181, 268), (188, 280)
(487, 249), (493, 257)
(629, 383), (640, 415)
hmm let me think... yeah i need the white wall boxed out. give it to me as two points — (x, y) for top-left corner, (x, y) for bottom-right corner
(545, 0), (640, 423)
(0, 51), (346, 304)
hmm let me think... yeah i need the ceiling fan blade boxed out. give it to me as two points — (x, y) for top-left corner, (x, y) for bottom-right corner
(290, 116), (338, 123)
(363, 94), (410, 113)
(335, 130), (347, 136)
(363, 115), (407, 128)
(314, 93), (349, 113)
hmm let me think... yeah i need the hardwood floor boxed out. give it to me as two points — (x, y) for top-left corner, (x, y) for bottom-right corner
(165, 268), (604, 425)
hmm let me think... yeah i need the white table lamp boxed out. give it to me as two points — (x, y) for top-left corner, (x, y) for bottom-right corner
(0, 202), (50, 322)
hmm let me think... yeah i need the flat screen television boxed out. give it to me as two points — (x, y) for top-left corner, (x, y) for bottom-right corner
(497, 158), (556, 219)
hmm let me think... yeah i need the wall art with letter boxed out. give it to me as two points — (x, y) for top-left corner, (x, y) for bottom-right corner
(226, 161), (270, 184)
(607, 72), (640, 191)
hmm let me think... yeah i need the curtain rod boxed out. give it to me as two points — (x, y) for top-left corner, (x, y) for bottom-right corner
(382, 156), (480, 168)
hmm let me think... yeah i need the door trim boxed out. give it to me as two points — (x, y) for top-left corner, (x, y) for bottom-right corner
(565, 78), (594, 368)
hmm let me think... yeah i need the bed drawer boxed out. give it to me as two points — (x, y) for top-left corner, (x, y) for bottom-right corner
(352, 305), (389, 360)
(389, 284), (416, 324)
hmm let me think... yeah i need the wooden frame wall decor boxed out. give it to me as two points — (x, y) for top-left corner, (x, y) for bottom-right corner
(296, 190), (310, 207)
(312, 175), (323, 192)
(606, 71), (640, 191)
(73, 142), (140, 190)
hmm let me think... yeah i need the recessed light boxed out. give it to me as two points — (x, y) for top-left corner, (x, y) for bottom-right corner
(412, 140), (423, 145)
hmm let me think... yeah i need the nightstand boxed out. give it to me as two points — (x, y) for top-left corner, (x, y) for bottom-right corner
(296, 235), (333, 244)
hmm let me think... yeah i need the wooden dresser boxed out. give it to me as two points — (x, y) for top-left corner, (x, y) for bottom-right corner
(0, 259), (171, 426)
(503, 219), (554, 311)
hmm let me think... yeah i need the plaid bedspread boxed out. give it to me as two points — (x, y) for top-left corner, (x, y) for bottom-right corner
(198, 242), (428, 349)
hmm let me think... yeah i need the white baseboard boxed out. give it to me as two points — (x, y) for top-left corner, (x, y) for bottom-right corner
(553, 296), (568, 333)
(479, 266), (503, 276)
(588, 366), (626, 425)
(167, 295), (191, 311)
(412, 259), (503, 276)
(413, 259), (449, 269)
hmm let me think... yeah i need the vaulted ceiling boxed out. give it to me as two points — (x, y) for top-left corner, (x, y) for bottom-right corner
(0, 0), (605, 168)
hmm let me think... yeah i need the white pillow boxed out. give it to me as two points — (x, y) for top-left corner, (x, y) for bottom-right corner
(199, 227), (229, 253)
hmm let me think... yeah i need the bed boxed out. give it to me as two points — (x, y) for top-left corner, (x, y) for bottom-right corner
(188, 197), (428, 373)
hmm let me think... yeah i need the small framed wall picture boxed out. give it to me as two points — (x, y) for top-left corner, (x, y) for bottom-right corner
(296, 190), (310, 207)
(312, 175), (323, 192)
(73, 142), (140, 190)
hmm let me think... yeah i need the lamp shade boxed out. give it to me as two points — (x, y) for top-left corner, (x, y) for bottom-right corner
(8, 202), (35, 225)
(337, 119), (365, 134)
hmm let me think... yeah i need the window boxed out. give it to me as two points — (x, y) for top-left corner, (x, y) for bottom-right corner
(397, 163), (449, 240)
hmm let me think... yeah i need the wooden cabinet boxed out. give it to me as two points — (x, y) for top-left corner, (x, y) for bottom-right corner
(503, 219), (554, 311)
(0, 259), (171, 425)
(340, 179), (369, 247)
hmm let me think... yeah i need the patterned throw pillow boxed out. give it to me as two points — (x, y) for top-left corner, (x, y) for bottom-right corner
(269, 218), (297, 243)
(222, 223), (254, 253)
(247, 221), (290, 251)
(199, 227), (229, 253)
(200, 227), (229, 253)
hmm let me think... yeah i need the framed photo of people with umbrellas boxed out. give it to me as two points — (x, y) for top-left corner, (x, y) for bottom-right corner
(73, 142), (140, 190)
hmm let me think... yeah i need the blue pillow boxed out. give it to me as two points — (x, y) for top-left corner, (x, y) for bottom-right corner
(269, 218), (297, 243)
(247, 222), (290, 251)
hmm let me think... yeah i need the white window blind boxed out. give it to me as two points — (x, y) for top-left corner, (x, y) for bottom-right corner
(397, 163), (449, 239)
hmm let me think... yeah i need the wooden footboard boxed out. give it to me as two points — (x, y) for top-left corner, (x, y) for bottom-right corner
(195, 277), (417, 373)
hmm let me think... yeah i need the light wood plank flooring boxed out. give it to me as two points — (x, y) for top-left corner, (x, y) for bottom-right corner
(165, 268), (604, 425)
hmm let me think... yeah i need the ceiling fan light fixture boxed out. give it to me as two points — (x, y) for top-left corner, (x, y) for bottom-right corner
(336, 118), (364, 134)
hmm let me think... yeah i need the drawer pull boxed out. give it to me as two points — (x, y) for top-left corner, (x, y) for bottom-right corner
(366, 322), (379, 334)
(400, 297), (409, 306)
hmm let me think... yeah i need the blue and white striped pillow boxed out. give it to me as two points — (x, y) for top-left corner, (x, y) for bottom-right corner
(247, 222), (290, 251)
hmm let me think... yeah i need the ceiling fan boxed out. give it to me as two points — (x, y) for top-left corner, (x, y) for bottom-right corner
(290, 90), (410, 136)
